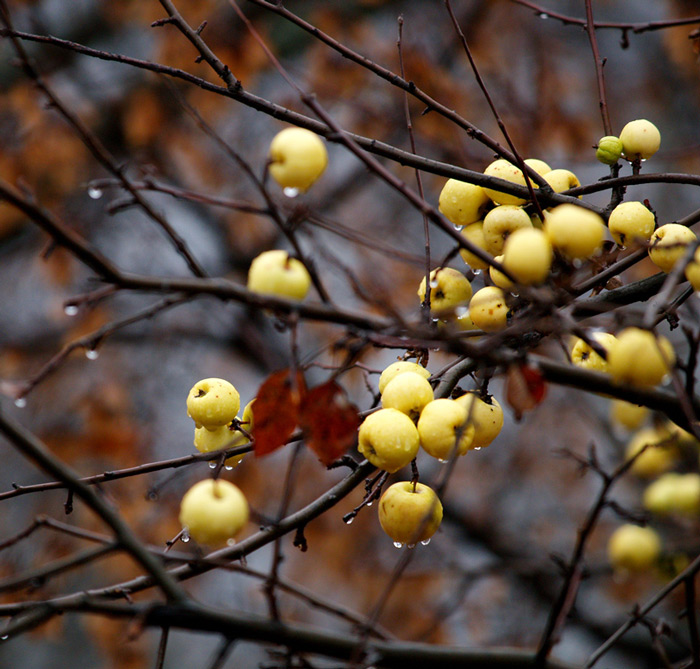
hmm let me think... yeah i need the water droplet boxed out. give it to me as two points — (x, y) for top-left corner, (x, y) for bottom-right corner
(455, 306), (469, 317)
(472, 268), (482, 275)
(283, 187), (299, 198)
(473, 446), (482, 451)
(393, 541), (403, 549)
(407, 543), (416, 549)
(640, 158), (647, 163)
(420, 538), (431, 546)
(14, 398), (26, 408)
(87, 186), (103, 199)
(366, 501), (373, 507)
(181, 529), (190, 543)
(438, 458), (447, 464)
(85, 349), (99, 360)
(64, 305), (79, 316)
(344, 516), (354, 525)
(1, 635), (8, 640)
(224, 465), (233, 471)
(208, 461), (217, 469)
(226, 538), (236, 546)
(538, 12), (549, 19)
(429, 279), (439, 288)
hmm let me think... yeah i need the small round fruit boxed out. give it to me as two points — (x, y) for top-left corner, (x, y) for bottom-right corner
(179, 479), (249, 547)
(482, 205), (533, 255)
(247, 250), (312, 300)
(187, 378), (240, 430)
(378, 361), (431, 395)
(438, 179), (490, 226)
(454, 393), (504, 449)
(417, 398), (475, 460)
(357, 408), (420, 473)
(608, 201), (656, 248)
(524, 158), (552, 176)
(608, 328), (675, 387)
(571, 332), (617, 373)
(596, 135), (623, 165)
(619, 119), (661, 161)
(468, 286), (509, 332)
(418, 268), (472, 313)
(482, 159), (529, 206)
(625, 427), (677, 478)
(268, 127), (327, 192)
(542, 168), (580, 194)
(459, 221), (491, 270)
(381, 372), (434, 422)
(610, 399), (648, 431)
(489, 255), (513, 290)
(501, 227), (553, 285)
(378, 481), (443, 545)
(685, 247), (700, 291)
(607, 524), (661, 573)
(644, 473), (700, 516)
(648, 224), (697, 273)
(544, 204), (605, 260)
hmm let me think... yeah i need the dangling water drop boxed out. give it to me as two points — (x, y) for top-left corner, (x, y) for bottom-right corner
(224, 465), (233, 471)
(85, 349), (99, 360)
(226, 538), (236, 546)
(14, 398), (26, 408)
(429, 279), (439, 289)
(64, 305), (79, 316)
(87, 186), (103, 200)
(344, 516), (354, 525)
(0, 635), (8, 641)
(473, 446), (482, 451)
(438, 458), (447, 464)
(283, 187), (300, 198)
(208, 461), (217, 469)
(393, 541), (403, 549)
(420, 538), (431, 546)
(181, 529), (190, 543)
(538, 12), (549, 19)
(366, 501), (373, 507)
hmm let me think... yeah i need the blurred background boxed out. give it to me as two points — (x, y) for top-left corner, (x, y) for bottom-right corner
(1, 1), (700, 666)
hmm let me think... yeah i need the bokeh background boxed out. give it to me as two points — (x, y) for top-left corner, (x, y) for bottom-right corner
(1, 1), (700, 666)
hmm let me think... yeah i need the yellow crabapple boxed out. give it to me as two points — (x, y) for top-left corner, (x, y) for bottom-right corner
(468, 286), (509, 332)
(489, 255), (513, 290)
(247, 250), (312, 300)
(482, 205), (533, 255)
(619, 119), (661, 161)
(179, 479), (249, 547)
(381, 372), (434, 422)
(644, 473), (700, 516)
(610, 399), (649, 431)
(625, 426), (677, 478)
(459, 221), (491, 271)
(438, 179), (490, 226)
(542, 168), (580, 194)
(378, 361), (431, 395)
(378, 481), (443, 546)
(501, 227), (553, 285)
(685, 247), (700, 291)
(417, 398), (475, 460)
(524, 158), (552, 176)
(193, 399), (255, 468)
(648, 224), (697, 273)
(596, 136), (623, 165)
(187, 378), (240, 431)
(570, 332), (617, 373)
(607, 327), (675, 387)
(268, 127), (327, 192)
(418, 267), (472, 313)
(607, 524), (661, 573)
(454, 393), (504, 449)
(482, 159), (529, 206)
(543, 204), (605, 260)
(608, 201), (655, 248)
(357, 408), (420, 473)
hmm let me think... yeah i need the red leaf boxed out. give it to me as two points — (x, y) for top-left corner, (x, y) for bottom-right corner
(505, 363), (547, 420)
(298, 380), (359, 466)
(253, 369), (305, 457)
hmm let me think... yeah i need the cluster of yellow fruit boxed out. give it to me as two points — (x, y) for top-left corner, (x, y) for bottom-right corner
(606, 402), (700, 574)
(429, 119), (699, 331)
(244, 127), (330, 303)
(359, 360), (503, 546)
(177, 378), (253, 547)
